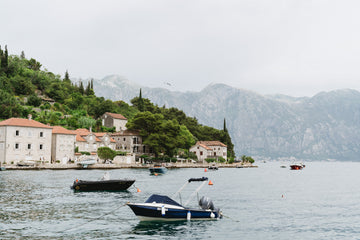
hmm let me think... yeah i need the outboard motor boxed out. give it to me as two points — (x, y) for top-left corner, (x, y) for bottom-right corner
(199, 196), (215, 210)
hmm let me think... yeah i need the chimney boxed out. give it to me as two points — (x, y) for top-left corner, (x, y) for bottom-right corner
(28, 114), (32, 120)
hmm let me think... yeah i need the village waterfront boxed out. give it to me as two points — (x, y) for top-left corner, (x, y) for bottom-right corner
(1, 161), (360, 239)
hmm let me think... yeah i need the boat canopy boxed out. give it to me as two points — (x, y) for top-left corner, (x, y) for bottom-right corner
(145, 194), (183, 207)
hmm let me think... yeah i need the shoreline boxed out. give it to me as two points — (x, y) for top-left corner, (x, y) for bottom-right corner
(1, 163), (257, 170)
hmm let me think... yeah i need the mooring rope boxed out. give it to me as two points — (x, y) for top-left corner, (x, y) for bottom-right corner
(60, 202), (129, 233)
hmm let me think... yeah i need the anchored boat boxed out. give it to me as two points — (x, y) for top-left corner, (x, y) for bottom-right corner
(71, 172), (135, 192)
(127, 177), (222, 221)
(149, 164), (167, 175)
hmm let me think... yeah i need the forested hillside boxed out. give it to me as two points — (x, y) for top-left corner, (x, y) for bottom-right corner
(0, 45), (235, 159)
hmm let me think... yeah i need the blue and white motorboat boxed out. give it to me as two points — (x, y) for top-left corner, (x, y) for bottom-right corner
(127, 177), (222, 221)
(149, 164), (167, 175)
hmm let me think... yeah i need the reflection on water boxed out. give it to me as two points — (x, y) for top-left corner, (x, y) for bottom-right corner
(129, 220), (213, 239)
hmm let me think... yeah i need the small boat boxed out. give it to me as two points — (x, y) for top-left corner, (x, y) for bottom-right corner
(290, 162), (305, 170)
(208, 164), (218, 170)
(71, 172), (135, 192)
(77, 158), (96, 168)
(17, 160), (36, 167)
(127, 177), (222, 221)
(149, 164), (167, 175)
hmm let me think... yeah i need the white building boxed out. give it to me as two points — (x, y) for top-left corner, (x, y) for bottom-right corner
(0, 117), (53, 165)
(190, 141), (227, 163)
(52, 126), (76, 164)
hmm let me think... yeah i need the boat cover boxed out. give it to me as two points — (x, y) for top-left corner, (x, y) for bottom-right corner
(145, 194), (183, 207)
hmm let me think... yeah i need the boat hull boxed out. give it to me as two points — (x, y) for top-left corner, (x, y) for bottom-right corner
(127, 203), (220, 221)
(71, 179), (135, 192)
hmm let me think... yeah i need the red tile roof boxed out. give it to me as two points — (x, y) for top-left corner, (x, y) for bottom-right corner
(104, 112), (127, 120)
(52, 126), (76, 135)
(0, 118), (52, 129)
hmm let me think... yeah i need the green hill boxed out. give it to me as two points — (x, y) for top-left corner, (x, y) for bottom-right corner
(0, 45), (234, 159)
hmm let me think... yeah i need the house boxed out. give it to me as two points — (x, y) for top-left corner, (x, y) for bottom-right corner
(0, 117), (53, 165)
(190, 141), (227, 163)
(72, 128), (116, 158)
(111, 130), (151, 155)
(101, 112), (127, 131)
(51, 126), (76, 164)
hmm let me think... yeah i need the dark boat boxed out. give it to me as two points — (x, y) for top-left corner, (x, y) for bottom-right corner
(71, 178), (135, 192)
(149, 164), (167, 175)
(127, 177), (222, 221)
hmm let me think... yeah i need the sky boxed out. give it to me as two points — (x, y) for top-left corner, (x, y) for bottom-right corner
(2, 0), (360, 97)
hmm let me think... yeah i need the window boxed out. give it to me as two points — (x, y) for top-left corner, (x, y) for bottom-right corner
(16, 130), (19, 136)
(200, 151), (203, 156)
(40, 144), (43, 150)
(123, 138), (126, 141)
(27, 144), (32, 149)
(15, 143), (19, 149)
(39, 132), (43, 137)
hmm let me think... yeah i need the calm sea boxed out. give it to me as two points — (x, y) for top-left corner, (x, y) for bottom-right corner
(1, 162), (360, 239)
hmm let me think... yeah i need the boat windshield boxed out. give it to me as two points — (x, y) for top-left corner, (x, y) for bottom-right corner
(145, 194), (183, 207)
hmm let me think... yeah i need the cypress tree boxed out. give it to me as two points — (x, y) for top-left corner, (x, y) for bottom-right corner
(138, 88), (144, 112)
(64, 70), (71, 83)
(223, 118), (228, 133)
(79, 81), (85, 95)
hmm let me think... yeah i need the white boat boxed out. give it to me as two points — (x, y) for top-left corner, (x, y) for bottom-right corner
(77, 158), (96, 168)
(127, 177), (222, 221)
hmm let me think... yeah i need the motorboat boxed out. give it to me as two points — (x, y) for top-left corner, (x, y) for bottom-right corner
(208, 164), (218, 170)
(290, 162), (305, 170)
(127, 177), (222, 221)
(71, 172), (135, 192)
(149, 164), (167, 175)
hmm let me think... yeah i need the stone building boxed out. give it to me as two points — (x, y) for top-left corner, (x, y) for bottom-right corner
(111, 130), (151, 155)
(101, 112), (127, 132)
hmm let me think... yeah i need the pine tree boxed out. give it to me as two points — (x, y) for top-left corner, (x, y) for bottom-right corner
(223, 118), (228, 133)
(20, 51), (25, 59)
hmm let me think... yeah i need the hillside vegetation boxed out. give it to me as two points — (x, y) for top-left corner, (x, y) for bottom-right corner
(0, 45), (235, 158)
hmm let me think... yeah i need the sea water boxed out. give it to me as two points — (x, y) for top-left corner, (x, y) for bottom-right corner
(1, 162), (360, 239)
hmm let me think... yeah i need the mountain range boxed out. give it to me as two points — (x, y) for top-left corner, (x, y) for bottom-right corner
(93, 75), (360, 161)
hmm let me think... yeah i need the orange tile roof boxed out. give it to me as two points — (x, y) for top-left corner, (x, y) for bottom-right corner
(198, 143), (212, 150)
(197, 141), (227, 148)
(104, 112), (127, 120)
(0, 118), (52, 129)
(52, 126), (76, 135)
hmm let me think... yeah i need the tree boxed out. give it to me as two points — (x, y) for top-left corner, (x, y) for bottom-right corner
(27, 94), (42, 107)
(78, 116), (96, 130)
(63, 70), (71, 83)
(97, 147), (117, 162)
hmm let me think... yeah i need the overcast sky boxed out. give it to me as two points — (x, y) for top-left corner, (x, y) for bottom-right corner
(2, 0), (360, 97)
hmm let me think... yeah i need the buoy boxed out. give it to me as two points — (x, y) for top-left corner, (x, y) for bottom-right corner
(204, 168), (207, 172)
(137, 188), (141, 193)
(187, 211), (191, 220)
(154, 173), (158, 176)
(75, 179), (78, 183)
(208, 180), (213, 185)
(282, 194), (284, 198)
(210, 212), (215, 218)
